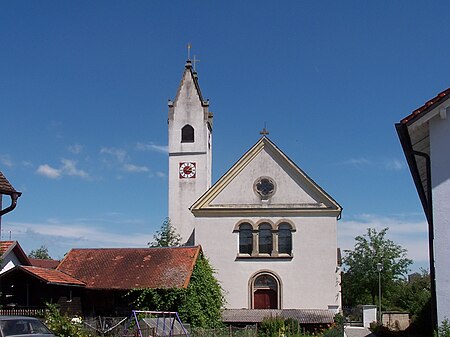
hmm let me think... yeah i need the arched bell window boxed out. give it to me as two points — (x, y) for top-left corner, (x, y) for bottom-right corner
(181, 124), (194, 143)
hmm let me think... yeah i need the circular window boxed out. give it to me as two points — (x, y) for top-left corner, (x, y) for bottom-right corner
(254, 177), (276, 199)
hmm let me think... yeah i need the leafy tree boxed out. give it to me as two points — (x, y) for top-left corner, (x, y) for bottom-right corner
(342, 227), (412, 307)
(29, 245), (52, 260)
(148, 217), (181, 247)
(130, 254), (224, 328)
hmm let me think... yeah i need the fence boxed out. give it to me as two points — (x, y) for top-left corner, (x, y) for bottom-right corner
(0, 307), (47, 317)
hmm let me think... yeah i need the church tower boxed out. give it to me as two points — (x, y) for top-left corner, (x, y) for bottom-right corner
(168, 59), (213, 244)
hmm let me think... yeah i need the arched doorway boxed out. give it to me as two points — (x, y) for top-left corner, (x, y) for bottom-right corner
(250, 272), (280, 309)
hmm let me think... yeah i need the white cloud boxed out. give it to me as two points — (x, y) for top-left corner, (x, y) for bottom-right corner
(7, 219), (151, 258)
(342, 158), (371, 166)
(136, 142), (168, 154)
(0, 155), (13, 167)
(68, 144), (83, 154)
(342, 157), (406, 172)
(36, 164), (62, 179)
(36, 159), (90, 180)
(61, 159), (90, 178)
(123, 164), (150, 173)
(156, 171), (167, 178)
(384, 159), (405, 171)
(100, 147), (127, 163)
(338, 213), (429, 270)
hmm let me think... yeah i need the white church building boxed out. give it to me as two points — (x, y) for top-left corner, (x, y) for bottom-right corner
(167, 59), (342, 313)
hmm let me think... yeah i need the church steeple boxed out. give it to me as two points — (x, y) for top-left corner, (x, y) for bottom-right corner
(167, 57), (213, 245)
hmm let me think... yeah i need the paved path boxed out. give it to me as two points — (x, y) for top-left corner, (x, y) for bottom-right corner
(344, 326), (376, 337)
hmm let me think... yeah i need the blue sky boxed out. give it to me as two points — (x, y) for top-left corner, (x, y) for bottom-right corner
(1, 1), (449, 271)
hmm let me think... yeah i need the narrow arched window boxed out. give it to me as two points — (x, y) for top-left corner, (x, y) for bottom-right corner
(181, 125), (194, 143)
(278, 223), (292, 255)
(259, 223), (272, 254)
(239, 223), (253, 254)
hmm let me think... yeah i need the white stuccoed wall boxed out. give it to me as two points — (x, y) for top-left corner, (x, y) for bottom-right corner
(196, 215), (340, 309)
(430, 112), (450, 324)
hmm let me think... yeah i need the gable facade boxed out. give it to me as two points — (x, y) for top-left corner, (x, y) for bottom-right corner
(168, 60), (342, 312)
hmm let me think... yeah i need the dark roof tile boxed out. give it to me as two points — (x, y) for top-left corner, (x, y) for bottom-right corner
(0, 172), (18, 195)
(222, 309), (335, 324)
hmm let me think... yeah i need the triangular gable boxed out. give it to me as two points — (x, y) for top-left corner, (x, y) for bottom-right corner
(191, 137), (342, 217)
(0, 241), (31, 266)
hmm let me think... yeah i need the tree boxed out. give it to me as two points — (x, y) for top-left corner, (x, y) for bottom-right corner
(29, 245), (52, 260)
(149, 217), (181, 247)
(342, 227), (412, 307)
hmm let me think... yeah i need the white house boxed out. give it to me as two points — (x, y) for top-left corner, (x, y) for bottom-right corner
(167, 59), (342, 313)
(396, 88), (450, 328)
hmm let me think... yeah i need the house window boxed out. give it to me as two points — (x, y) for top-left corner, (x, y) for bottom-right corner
(235, 220), (295, 258)
(278, 223), (292, 255)
(250, 272), (281, 309)
(239, 223), (253, 254)
(259, 223), (272, 254)
(181, 125), (194, 142)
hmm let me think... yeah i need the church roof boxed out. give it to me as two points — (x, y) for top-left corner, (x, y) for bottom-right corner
(191, 136), (342, 217)
(57, 246), (201, 290)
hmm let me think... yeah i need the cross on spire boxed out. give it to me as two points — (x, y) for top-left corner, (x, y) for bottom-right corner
(192, 55), (200, 71)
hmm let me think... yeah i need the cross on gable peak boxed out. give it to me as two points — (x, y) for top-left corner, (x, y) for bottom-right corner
(260, 127), (269, 136)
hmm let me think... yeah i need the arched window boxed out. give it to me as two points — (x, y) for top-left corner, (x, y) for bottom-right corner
(181, 125), (194, 143)
(259, 223), (272, 254)
(239, 223), (253, 255)
(251, 272), (280, 309)
(278, 223), (292, 255)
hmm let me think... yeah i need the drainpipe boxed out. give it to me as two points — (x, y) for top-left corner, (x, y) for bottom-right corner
(0, 192), (21, 241)
(0, 192), (21, 217)
(412, 150), (437, 331)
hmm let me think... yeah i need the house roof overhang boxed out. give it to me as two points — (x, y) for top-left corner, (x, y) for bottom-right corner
(395, 87), (450, 223)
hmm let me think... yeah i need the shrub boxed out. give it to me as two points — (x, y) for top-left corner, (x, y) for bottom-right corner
(44, 303), (93, 337)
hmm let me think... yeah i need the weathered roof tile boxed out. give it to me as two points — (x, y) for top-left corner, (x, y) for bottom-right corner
(57, 246), (201, 290)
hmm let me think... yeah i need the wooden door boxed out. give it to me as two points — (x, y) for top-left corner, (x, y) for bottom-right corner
(253, 289), (277, 309)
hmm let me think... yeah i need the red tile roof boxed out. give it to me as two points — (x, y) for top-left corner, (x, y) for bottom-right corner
(0, 241), (15, 256)
(57, 246), (201, 290)
(20, 266), (85, 286)
(400, 88), (450, 125)
(28, 258), (60, 269)
(0, 241), (30, 266)
(0, 172), (18, 194)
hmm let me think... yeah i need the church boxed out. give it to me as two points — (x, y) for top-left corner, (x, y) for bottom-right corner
(168, 59), (342, 313)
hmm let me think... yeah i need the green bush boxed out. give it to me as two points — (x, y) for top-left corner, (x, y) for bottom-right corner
(435, 318), (450, 337)
(258, 316), (285, 337)
(44, 303), (93, 337)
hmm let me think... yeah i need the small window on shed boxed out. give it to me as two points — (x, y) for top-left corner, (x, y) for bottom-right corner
(181, 125), (194, 143)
